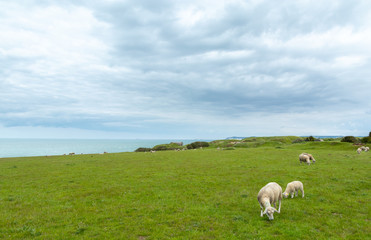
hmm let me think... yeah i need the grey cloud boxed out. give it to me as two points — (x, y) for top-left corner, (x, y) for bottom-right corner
(1, 0), (370, 138)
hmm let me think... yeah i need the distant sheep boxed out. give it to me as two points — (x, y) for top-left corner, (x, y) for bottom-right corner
(257, 182), (282, 220)
(365, 147), (369, 152)
(299, 153), (316, 164)
(283, 181), (304, 198)
(357, 148), (362, 154)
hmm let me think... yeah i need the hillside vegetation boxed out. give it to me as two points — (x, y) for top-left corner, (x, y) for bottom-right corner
(0, 139), (370, 239)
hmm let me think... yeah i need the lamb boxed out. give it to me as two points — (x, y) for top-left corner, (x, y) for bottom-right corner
(365, 147), (370, 152)
(360, 146), (366, 151)
(283, 181), (304, 198)
(357, 148), (362, 154)
(257, 182), (282, 220)
(299, 153), (316, 164)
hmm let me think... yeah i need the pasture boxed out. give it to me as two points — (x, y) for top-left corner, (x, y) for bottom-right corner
(0, 141), (370, 239)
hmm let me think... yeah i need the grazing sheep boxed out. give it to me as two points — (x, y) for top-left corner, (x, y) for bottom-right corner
(283, 181), (304, 198)
(257, 182), (282, 220)
(299, 153), (316, 164)
(357, 148), (362, 154)
(299, 153), (310, 164)
(365, 147), (369, 152)
(360, 146), (366, 151)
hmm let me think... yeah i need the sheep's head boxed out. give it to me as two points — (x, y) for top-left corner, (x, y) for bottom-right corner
(283, 192), (289, 198)
(263, 207), (278, 220)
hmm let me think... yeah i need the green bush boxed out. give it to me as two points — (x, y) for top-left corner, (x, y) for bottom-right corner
(305, 136), (315, 141)
(341, 136), (359, 143)
(361, 137), (371, 143)
(186, 141), (210, 149)
(151, 143), (182, 151)
(134, 148), (152, 152)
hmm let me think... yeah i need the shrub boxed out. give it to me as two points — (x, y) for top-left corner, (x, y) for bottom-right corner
(134, 148), (152, 152)
(361, 137), (371, 143)
(341, 136), (359, 143)
(186, 141), (210, 149)
(305, 136), (315, 141)
(152, 145), (169, 151)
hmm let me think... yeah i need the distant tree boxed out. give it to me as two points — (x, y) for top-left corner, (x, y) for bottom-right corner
(369, 131), (371, 137)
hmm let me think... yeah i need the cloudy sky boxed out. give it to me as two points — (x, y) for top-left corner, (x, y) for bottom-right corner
(0, 0), (370, 139)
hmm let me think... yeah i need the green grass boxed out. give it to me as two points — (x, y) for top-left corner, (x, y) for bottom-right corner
(0, 141), (370, 239)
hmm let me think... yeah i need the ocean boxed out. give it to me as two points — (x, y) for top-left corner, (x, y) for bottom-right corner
(0, 139), (209, 158)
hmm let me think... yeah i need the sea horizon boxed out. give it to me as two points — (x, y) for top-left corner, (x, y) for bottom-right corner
(0, 138), (213, 158)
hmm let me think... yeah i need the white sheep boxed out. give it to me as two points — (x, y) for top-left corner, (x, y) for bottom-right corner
(360, 146), (366, 151)
(357, 148), (362, 154)
(257, 182), (282, 220)
(365, 147), (370, 152)
(283, 181), (304, 198)
(299, 153), (316, 164)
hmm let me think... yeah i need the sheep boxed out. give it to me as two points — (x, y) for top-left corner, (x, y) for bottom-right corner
(257, 182), (282, 220)
(357, 148), (362, 154)
(365, 147), (370, 152)
(299, 153), (316, 164)
(360, 146), (366, 151)
(283, 181), (304, 198)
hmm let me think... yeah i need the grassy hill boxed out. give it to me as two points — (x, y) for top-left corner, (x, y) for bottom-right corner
(0, 140), (370, 239)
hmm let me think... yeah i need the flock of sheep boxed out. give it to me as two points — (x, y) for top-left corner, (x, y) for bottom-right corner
(356, 146), (369, 154)
(257, 152), (312, 220)
(258, 147), (368, 220)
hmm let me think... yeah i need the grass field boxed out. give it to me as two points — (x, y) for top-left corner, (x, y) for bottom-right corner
(0, 140), (370, 239)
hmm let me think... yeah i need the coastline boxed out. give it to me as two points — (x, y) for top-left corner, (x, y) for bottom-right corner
(0, 139), (212, 158)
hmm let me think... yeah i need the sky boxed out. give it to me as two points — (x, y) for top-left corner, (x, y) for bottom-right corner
(0, 0), (370, 139)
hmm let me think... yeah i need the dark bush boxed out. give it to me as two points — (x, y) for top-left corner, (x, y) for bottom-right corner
(369, 132), (371, 137)
(361, 137), (371, 143)
(186, 141), (210, 149)
(305, 136), (315, 141)
(135, 148), (152, 152)
(341, 136), (359, 143)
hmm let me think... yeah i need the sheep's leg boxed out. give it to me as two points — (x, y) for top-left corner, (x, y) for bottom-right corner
(295, 190), (298, 197)
(291, 192), (294, 198)
(302, 188), (305, 197)
(277, 199), (281, 213)
(259, 204), (264, 217)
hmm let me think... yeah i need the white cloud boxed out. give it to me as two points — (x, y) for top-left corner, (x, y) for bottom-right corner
(0, 0), (370, 138)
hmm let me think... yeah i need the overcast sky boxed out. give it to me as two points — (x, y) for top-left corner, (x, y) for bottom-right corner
(0, 0), (370, 139)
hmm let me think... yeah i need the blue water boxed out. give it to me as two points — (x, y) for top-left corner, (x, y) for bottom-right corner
(0, 139), (209, 158)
